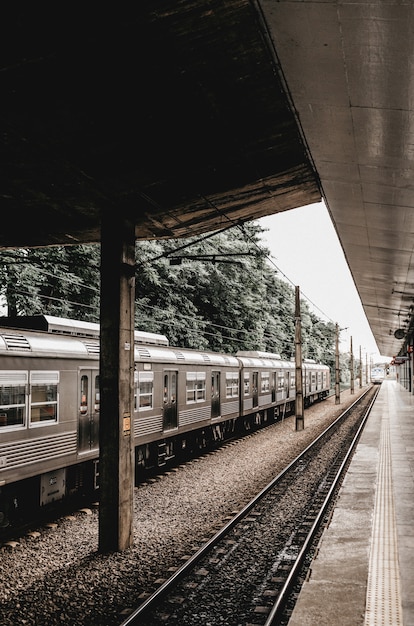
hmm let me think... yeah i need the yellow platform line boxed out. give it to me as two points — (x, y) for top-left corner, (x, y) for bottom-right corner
(364, 411), (403, 626)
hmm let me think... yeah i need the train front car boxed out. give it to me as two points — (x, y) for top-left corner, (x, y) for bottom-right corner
(0, 316), (100, 528)
(133, 340), (241, 474)
(236, 351), (296, 425)
(370, 365), (385, 384)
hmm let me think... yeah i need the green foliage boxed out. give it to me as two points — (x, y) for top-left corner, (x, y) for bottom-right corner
(0, 246), (100, 321)
(0, 222), (336, 378)
(134, 222), (335, 367)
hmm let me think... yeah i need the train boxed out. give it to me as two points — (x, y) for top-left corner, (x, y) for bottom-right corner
(370, 365), (385, 384)
(0, 315), (330, 527)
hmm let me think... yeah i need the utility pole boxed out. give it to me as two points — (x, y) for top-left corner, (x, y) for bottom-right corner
(335, 322), (340, 404)
(350, 336), (354, 394)
(359, 345), (363, 387)
(295, 286), (304, 431)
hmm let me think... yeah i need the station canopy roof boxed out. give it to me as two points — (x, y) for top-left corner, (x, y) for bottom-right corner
(2, 3), (414, 359)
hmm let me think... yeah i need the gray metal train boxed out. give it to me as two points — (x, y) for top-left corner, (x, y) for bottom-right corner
(0, 315), (330, 526)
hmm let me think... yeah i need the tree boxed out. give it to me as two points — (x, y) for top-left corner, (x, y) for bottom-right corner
(0, 246), (100, 320)
(135, 239), (209, 349)
(0, 221), (336, 382)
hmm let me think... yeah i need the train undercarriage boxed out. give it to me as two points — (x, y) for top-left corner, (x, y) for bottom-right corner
(0, 393), (329, 531)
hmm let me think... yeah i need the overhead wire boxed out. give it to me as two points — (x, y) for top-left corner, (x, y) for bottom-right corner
(137, 302), (293, 347)
(0, 205), (335, 333)
(141, 203), (335, 324)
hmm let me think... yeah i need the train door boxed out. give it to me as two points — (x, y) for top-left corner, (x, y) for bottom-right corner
(211, 370), (221, 418)
(252, 371), (259, 407)
(271, 372), (277, 402)
(285, 371), (290, 398)
(163, 370), (178, 431)
(78, 369), (100, 454)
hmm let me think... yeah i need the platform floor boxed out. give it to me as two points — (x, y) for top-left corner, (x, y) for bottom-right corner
(288, 379), (414, 626)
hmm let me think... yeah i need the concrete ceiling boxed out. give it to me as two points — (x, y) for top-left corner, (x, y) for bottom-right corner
(2, 2), (413, 358)
(2, 3), (319, 247)
(261, 1), (414, 358)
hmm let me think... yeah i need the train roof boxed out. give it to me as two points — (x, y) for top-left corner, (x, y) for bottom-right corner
(0, 315), (101, 337)
(236, 350), (282, 359)
(0, 326), (99, 358)
(135, 344), (240, 367)
(136, 330), (169, 346)
(236, 351), (329, 370)
(236, 351), (291, 368)
(302, 361), (330, 370)
(0, 315), (169, 346)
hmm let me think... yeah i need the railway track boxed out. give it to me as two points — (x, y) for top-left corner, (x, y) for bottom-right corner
(0, 393), (336, 545)
(120, 385), (379, 626)
(0, 412), (307, 545)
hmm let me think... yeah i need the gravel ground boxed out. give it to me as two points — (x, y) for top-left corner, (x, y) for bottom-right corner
(0, 388), (368, 626)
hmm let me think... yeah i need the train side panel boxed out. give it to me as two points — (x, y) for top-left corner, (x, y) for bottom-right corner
(0, 316), (332, 523)
(302, 361), (330, 405)
(133, 344), (241, 468)
(237, 354), (296, 422)
(0, 325), (100, 522)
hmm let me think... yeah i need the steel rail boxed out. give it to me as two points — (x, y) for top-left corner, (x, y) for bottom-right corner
(120, 386), (375, 626)
(264, 385), (380, 625)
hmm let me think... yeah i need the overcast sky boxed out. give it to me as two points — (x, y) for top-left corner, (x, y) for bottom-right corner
(258, 201), (389, 362)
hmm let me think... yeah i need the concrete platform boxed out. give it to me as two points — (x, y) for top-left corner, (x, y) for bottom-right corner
(288, 380), (414, 626)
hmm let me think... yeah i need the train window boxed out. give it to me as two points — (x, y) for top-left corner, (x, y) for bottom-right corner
(225, 372), (239, 398)
(134, 370), (138, 410)
(80, 375), (88, 415)
(261, 372), (270, 393)
(94, 375), (100, 412)
(186, 372), (206, 403)
(138, 371), (154, 410)
(30, 371), (59, 425)
(278, 372), (285, 390)
(0, 371), (27, 429)
(243, 373), (250, 395)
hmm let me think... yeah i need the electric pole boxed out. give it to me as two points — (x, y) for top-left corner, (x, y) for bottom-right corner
(295, 286), (304, 431)
(350, 336), (354, 394)
(335, 322), (340, 404)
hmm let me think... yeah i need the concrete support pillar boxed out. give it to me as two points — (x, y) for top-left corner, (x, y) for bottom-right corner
(98, 212), (135, 552)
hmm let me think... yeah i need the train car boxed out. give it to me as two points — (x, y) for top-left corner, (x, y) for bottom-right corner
(0, 316), (100, 525)
(302, 359), (331, 405)
(371, 365), (385, 384)
(236, 352), (330, 420)
(133, 342), (241, 471)
(236, 351), (295, 422)
(0, 315), (331, 527)
(0, 315), (167, 526)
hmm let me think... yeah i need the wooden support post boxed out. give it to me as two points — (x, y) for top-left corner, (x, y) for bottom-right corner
(295, 286), (304, 431)
(99, 213), (135, 553)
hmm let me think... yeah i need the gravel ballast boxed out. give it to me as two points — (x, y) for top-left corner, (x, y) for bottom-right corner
(0, 388), (368, 626)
